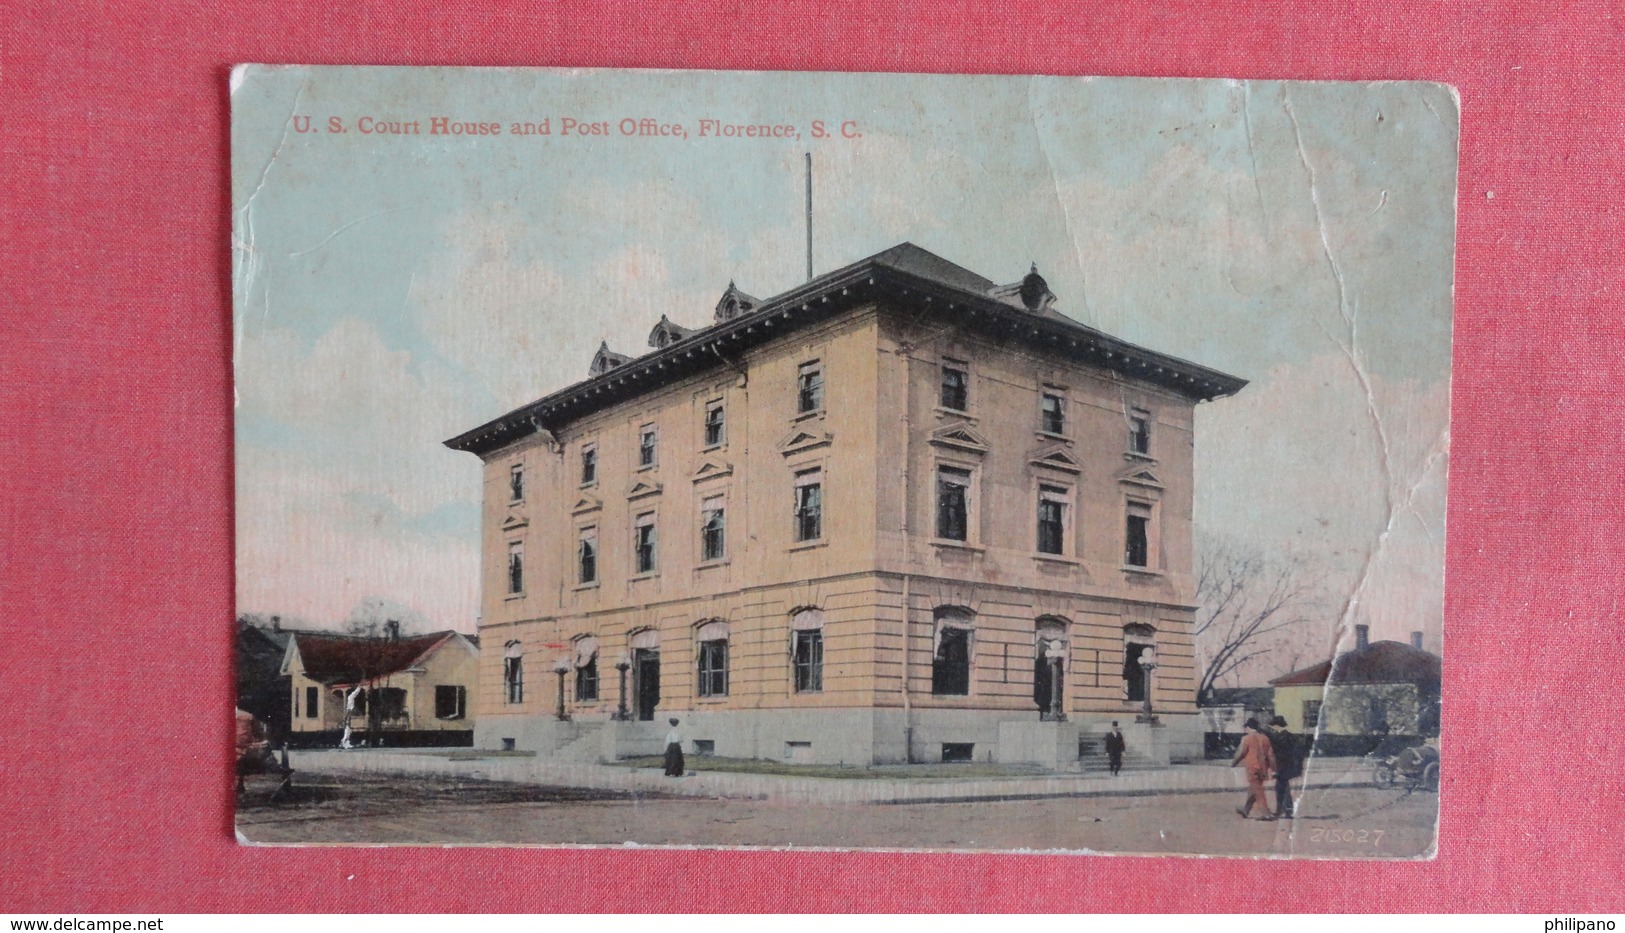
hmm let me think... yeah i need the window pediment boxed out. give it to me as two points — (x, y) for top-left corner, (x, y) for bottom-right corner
(625, 480), (664, 501)
(1028, 443), (1083, 475)
(1117, 465), (1165, 490)
(500, 508), (529, 530)
(692, 458), (734, 483)
(570, 494), (603, 516)
(778, 426), (833, 457)
(928, 421), (990, 455)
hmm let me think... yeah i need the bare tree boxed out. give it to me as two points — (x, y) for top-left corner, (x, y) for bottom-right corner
(1194, 537), (1325, 698)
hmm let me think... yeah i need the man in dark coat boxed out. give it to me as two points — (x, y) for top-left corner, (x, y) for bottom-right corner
(1268, 715), (1302, 818)
(1104, 721), (1127, 776)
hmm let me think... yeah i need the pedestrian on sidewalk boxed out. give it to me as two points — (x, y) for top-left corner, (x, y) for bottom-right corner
(1231, 717), (1276, 820)
(663, 718), (686, 777)
(1104, 721), (1126, 776)
(1267, 715), (1302, 819)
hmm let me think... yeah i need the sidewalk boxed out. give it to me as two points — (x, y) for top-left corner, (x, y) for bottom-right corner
(290, 748), (1375, 805)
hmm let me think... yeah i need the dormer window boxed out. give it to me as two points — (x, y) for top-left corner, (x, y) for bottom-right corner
(714, 282), (759, 323)
(647, 315), (695, 349)
(589, 341), (631, 377)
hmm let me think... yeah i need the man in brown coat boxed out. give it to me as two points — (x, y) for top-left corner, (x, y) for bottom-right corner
(1231, 717), (1277, 820)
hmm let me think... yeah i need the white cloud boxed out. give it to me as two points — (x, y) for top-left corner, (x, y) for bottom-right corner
(235, 317), (485, 625)
(1197, 354), (1449, 650)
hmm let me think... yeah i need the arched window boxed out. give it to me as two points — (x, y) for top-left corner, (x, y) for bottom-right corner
(931, 607), (974, 696)
(696, 620), (729, 698)
(790, 609), (826, 693)
(573, 636), (600, 702)
(503, 640), (524, 704)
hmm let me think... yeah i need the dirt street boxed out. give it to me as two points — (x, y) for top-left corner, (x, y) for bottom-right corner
(238, 771), (1437, 857)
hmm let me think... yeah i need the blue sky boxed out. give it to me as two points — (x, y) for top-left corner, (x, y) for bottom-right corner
(232, 68), (1455, 672)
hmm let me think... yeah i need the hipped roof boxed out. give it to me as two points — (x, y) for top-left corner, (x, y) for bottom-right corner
(445, 242), (1248, 457)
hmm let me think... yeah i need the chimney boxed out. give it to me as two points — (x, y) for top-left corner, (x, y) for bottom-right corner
(385, 619), (400, 642)
(1411, 631), (1423, 650)
(271, 615), (281, 633)
(1355, 624), (1370, 651)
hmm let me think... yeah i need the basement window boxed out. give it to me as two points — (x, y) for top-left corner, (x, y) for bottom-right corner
(942, 743), (974, 763)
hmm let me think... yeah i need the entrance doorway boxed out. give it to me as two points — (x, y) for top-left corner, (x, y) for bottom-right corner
(1035, 619), (1067, 721)
(1034, 653), (1062, 719)
(1124, 642), (1149, 702)
(634, 648), (660, 721)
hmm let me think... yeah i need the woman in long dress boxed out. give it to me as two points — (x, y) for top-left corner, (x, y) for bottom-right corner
(663, 717), (685, 777)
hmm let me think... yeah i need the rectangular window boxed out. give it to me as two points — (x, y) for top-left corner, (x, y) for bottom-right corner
(507, 542), (524, 594)
(1125, 502), (1151, 567)
(504, 656), (524, 704)
(1366, 698), (1388, 732)
(509, 463), (525, 502)
(374, 687), (407, 721)
(704, 402), (725, 447)
(932, 627), (971, 696)
(1130, 411), (1152, 455)
(936, 466), (971, 541)
(698, 639), (729, 697)
(578, 527), (598, 584)
(638, 426), (658, 467)
(1303, 699), (1323, 728)
(634, 512), (657, 574)
(1038, 485), (1067, 555)
(580, 445), (597, 485)
(939, 363), (968, 411)
(700, 496), (726, 562)
(305, 686), (318, 719)
(793, 630), (824, 693)
(575, 657), (599, 702)
(1041, 392), (1066, 435)
(793, 469), (823, 542)
(435, 684), (466, 719)
(797, 361), (824, 414)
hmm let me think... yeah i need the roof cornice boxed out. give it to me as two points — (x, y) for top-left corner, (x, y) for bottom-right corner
(445, 251), (1248, 457)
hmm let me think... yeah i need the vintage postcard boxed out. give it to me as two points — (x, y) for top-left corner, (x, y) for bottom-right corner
(231, 67), (1454, 856)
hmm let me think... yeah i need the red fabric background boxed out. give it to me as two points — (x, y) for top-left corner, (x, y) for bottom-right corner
(2, 0), (1622, 913)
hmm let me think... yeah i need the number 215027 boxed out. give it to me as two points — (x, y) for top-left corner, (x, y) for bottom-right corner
(1310, 828), (1384, 846)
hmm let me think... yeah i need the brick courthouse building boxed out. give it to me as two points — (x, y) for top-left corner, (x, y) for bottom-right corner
(445, 244), (1245, 766)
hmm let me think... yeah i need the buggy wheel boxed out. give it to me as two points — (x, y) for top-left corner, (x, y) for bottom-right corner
(1372, 763), (1395, 788)
(1422, 761), (1439, 792)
